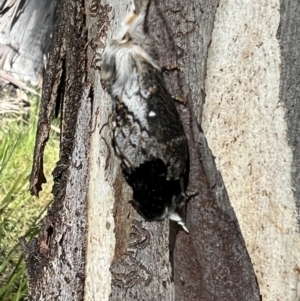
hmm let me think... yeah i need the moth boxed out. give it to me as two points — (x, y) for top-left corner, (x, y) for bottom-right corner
(101, 0), (189, 232)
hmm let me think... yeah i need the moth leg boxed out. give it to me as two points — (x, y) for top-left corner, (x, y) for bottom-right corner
(166, 178), (191, 233)
(169, 187), (197, 233)
(161, 64), (186, 103)
(176, 178), (198, 208)
(161, 63), (179, 72)
(172, 95), (185, 104)
(178, 190), (198, 209)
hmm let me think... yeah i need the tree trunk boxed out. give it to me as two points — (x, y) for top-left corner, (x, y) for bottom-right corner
(24, 0), (300, 300)
(0, 0), (58, 84)
(202, 0), (300, 300)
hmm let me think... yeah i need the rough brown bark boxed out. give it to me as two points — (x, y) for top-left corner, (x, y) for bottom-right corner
(22, 0), (89, 300)
(23, 0), (261, 300)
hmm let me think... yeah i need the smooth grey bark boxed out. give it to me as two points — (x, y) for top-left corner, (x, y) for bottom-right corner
(23, 0), (261, 300)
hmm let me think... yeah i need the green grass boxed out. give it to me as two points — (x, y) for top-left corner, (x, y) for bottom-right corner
(0, 93), (59, 300)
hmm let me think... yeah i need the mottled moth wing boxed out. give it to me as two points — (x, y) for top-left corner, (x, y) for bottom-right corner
(124, 159), (182, 220)
(112, 58), (188, 180)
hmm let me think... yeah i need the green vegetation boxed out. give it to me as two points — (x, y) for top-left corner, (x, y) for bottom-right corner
(0, 91), (59, 300)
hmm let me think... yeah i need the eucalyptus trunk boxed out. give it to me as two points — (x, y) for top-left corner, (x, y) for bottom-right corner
(23, 0), (299, 300)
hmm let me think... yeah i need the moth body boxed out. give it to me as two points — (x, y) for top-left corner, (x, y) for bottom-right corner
(101, 2), (189, 232)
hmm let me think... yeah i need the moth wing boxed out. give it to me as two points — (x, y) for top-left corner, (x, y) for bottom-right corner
(113, 60), (188, 179)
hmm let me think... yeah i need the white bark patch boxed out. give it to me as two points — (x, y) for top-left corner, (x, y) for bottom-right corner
(85, 76), (117, 301)
(203, 0), (300, 300)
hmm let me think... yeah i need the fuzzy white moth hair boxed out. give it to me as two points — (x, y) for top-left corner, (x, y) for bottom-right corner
(167, 196), (189, 233)
(101, 5), (161, 97)
(169, 212), (189, 233)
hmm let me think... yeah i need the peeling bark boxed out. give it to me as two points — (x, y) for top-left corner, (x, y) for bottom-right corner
(24, 0), (89, 300)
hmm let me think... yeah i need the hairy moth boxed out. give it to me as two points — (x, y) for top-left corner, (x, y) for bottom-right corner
(101, 0), (189, 232)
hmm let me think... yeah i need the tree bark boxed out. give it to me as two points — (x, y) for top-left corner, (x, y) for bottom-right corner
(23, 0), (89, 300)
(0, 0), (58, 84)
(203, 0), (300, 300)
(23, 0), (267, 300)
